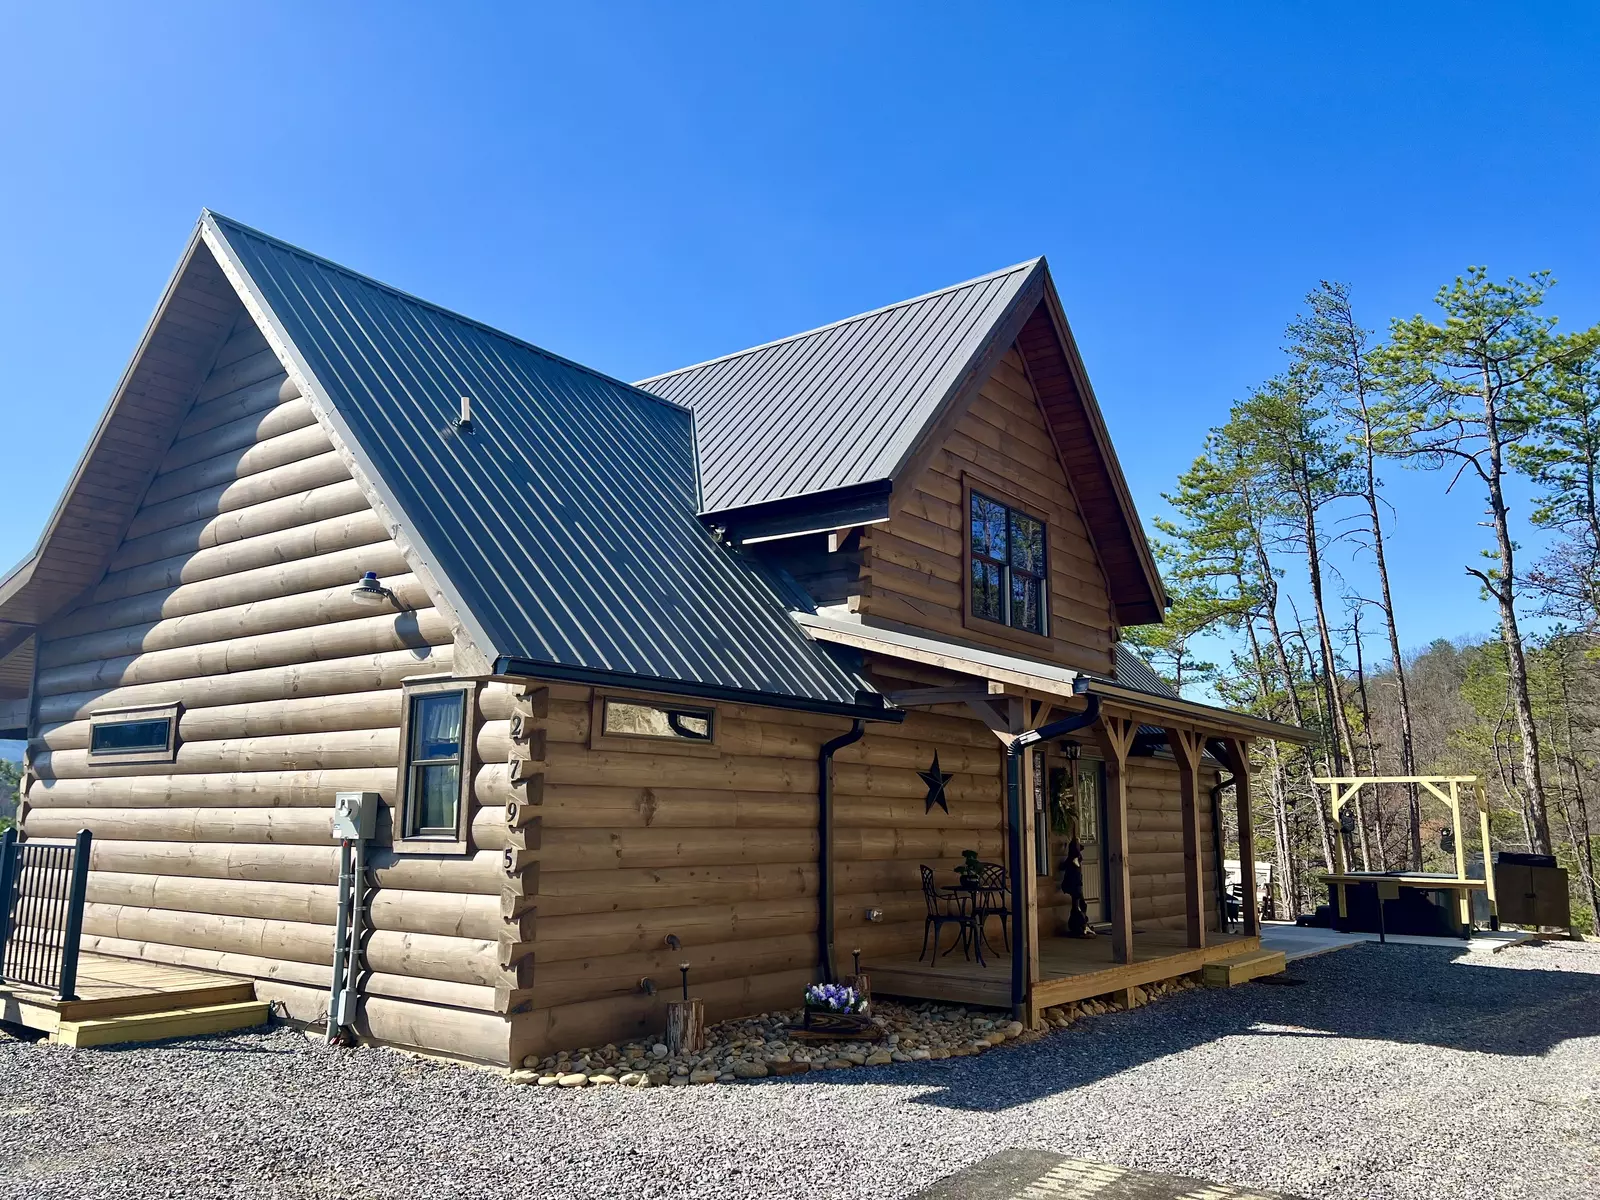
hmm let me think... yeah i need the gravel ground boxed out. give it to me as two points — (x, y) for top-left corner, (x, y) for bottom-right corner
(2, 940), (1596, 1200)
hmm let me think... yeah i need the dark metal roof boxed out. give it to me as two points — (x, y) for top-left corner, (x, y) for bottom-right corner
(637, 261), (1042, 515)
(1109, 643), (1181, 699)
(204, 214), (889, 719)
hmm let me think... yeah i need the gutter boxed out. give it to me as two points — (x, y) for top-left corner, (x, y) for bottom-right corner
(1004, 691), (1102, 1020)
(818, 720), (866, 983)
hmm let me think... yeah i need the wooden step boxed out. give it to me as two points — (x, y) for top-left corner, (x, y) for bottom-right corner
(52, 1000), (271, 1048)
(1201, 949), (1287, 988)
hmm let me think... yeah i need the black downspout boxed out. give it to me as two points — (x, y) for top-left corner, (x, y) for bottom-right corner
(1005, 693), (1102, 1020)
(819, 720), (866, 984)
(1206, 739), (1234, 934)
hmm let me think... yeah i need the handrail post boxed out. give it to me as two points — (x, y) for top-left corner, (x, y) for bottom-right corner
(56, 829), (92, 1002)
(0, 827), (16, 976)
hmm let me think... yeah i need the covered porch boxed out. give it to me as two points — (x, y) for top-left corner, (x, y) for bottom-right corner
(802, 612), (1314, 1023)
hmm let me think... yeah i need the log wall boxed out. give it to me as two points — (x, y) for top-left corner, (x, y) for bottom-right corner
(511, 694), (1226, 1056)
(22, 318), (515, 1065)
(858, 346), (1118, 675)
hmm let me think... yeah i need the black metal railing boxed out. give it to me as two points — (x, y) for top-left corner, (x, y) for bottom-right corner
(0, 828), (92, 1001)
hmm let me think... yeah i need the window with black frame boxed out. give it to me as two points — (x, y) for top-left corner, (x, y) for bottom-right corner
(970, 489), (1048, 634)
(404, 689), (467, 837)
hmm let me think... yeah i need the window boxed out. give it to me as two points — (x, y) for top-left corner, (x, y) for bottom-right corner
(396, 682), (474, 849)
(601, 698), (713, 742)
(88, 703), (179, 765)
(969, 488), (1048, 635)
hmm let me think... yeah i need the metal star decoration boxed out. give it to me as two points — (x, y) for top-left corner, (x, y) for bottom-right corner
(919, 753), (953, 815)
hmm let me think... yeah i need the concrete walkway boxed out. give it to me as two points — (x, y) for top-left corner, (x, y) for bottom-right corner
(1259, 920), (1534, 962)
(913, 1149), (1304, 1199)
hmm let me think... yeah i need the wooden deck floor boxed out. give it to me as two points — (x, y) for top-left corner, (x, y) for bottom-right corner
(871, 930), (1260, 1009)
(0, 952), (256, 1031)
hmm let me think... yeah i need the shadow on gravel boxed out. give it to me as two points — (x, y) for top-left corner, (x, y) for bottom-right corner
(784, 942), (1600, 1112)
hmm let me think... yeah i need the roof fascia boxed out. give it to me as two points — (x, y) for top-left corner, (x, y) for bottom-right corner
(0, 223), (226, 620)
(199, 214), (504, 679)
(1033, 270), (1168, 619)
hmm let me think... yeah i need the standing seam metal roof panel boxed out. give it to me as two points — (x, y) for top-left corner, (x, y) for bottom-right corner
(206, 214), (880, 715)
(639, 261), (1041, 513)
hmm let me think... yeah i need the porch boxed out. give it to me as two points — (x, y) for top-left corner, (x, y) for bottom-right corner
(870, 929), (1261, 1010)
(0, 951), (268, 1046)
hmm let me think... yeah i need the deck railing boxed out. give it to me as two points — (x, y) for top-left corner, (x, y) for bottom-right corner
(0, 828), (92, 1001)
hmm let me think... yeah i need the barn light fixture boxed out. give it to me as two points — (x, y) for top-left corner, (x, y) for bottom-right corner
(350, 571), (396, 607)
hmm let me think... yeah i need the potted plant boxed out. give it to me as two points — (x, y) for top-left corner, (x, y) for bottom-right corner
(956, 849), (984, 888)
(799, 981), (873, 1036)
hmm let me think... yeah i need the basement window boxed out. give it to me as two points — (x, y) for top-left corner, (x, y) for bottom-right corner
(601, 698), (714, 742)
(396, 682), (475, 850)
(88, 703), (180, 765)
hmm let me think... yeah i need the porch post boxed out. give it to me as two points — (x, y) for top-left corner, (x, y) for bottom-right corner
(1095, 714), (1136, 965)
(1227, 738), (1260, 937)
(1019, 741), (1040, 1008)
(1165, 727), (1206, 949)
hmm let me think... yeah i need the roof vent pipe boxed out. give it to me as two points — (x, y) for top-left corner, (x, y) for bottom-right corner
(456, 395), (474, 432)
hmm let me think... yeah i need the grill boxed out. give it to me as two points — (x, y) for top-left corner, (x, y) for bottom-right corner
(0, 828), (92, 1001)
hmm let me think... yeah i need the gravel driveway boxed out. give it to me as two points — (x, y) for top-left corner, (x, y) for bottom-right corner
(2, 940), (1596, 1200)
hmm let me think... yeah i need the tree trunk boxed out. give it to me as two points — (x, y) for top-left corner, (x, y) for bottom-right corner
(1481, 372), (1553, 854)
(1349, 610), (1384, 869)
(1349, 370), (1424, 868)
(1242, 608), (1299, 917)
(1247, 521), (1335, 873)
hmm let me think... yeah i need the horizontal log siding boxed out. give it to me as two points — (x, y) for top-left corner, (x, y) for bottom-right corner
(22, 319), (511, 1065)
(833, 707), (1005, 965)
(859, 347), (1117, 674)
(515, 685), (846, 1056)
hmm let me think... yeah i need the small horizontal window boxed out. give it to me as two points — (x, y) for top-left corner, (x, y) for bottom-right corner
(91, 719), (172, 754)
(602, 699), (713, 742)
(88, 703), (180, 765)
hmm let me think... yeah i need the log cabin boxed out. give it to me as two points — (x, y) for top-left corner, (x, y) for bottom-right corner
(0, 212), (1309, 1065)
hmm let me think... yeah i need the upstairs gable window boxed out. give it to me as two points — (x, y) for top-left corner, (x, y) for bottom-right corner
(970, 489), (1048, 636)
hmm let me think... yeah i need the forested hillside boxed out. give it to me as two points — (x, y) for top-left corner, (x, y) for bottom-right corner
(1136, 270), (1600, 931)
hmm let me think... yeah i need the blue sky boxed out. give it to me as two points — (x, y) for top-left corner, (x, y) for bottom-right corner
(3, 2), (1598, 665)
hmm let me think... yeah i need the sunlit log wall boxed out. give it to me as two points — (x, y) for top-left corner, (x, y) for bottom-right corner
(22, 319), (514, 1064)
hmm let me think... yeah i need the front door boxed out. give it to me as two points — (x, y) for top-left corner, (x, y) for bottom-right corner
(1045, 754), (1107, 924)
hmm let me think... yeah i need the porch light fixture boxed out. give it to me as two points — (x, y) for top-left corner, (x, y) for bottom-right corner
(1061, 740), (1081, 761)
(350, 571), (396, 607)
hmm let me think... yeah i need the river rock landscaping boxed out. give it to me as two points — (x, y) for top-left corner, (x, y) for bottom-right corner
(512, 978), (1200, 1088)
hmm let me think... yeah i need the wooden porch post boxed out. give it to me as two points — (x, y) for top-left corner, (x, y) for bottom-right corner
(1095, 714), (1136, 965)
(1226, 737), (1260, 937)
(1019, 739), (1040, 1012)
(1165, 727), (1207, 949)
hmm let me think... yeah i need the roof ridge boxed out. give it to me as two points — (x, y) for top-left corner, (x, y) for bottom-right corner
(635, 257), (1044, 386)
(201, 210), (690, 418)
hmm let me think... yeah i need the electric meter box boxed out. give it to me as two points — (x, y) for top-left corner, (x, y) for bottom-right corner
(332, 791), (380, 841)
